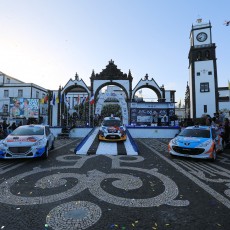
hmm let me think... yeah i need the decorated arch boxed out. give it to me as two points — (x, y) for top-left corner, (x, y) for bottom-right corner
(90, 60), (133, 102)
(95, 92), (128, 125)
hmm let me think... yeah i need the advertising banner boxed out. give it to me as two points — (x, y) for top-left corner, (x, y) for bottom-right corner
(10, 98), (39, 118)
(130, 108), (175, 126)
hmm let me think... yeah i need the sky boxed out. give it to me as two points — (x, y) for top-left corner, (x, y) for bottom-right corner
(0, 0), (229, 106)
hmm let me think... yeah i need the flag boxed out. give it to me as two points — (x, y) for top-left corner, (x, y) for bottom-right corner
(90, 94), (95, 105)
(228, 80), (230, 90)
(40, 98), (44, 104)
(44, 95), (49, 104)
(52, 93), (56, 106)
(56, 95), (59, 104)
(81, 97), (86, 105)
(85, 96), (89, 104)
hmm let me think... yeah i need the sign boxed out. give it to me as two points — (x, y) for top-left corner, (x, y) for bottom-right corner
(130, 108), (175, 126)
(10, 98), (39, 118)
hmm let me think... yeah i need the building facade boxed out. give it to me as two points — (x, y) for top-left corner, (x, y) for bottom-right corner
(188, 19), (219, 118)
(0, 72), (48, 125)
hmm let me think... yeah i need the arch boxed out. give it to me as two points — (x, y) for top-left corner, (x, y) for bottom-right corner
(132, 85), (162, 101)
(132, 76), (164, 102)
(95, 92), (128, 125)
(61, 78), (90, 97)
(94, 81), (129, 101)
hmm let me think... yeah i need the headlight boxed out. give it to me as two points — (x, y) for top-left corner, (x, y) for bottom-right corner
(102, 127), (107, 133)
(171, 138), (178, 145)
(197, 139), (212, 147)
(2, 140), (7, 147)
(33, 138), (46, 147)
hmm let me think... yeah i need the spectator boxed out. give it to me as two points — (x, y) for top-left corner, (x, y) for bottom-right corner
(10, 122), (17, 131)
(2, 120), (9, 137)
(205, 115), (212, 126)
(223, 118), (230, 146)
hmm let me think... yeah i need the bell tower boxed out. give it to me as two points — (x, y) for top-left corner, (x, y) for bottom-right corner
(188, 18), (218, 118)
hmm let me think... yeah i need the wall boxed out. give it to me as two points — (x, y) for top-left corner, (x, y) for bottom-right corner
(54, 126), (181, 139)
(127, 126), (180, 138)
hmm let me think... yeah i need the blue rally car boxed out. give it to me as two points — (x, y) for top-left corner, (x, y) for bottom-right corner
(0, 125), (55, 159)
(168, 125), (223, 162)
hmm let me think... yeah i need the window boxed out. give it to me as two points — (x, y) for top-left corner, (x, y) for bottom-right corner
(4, 90), (9, 97)
(18, 89), (23, 98)
(36, 91), (39, 98)
(200, 83), (209, 92)
(204, 105), (207, 113)
(208, 71), (212, 75)
(196, 51), (202, 60)
(205, 50), (210, 59)
(6, 78), (10, 83)
(196, 72), (200, 76)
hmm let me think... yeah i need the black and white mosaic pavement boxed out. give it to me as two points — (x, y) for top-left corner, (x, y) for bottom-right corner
(0, 138), (230, 229)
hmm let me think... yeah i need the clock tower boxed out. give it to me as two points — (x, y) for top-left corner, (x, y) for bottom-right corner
(188, 18), (219, 118)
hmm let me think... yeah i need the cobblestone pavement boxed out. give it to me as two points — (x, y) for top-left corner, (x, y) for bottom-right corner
(0, 138), (230, 230)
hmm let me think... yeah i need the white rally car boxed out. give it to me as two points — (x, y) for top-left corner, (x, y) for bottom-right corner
(98, 116), (127, 142)
(168, 125), (223, 162)
(0, 125), (55, 159)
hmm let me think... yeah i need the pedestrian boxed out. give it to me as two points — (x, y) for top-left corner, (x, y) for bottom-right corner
(222, 118), (230, 148)
(211, 117), (218, 128)
(205, 115), (212, 126)
(10, 122), (17, 131)
(2, 120), (9, 137)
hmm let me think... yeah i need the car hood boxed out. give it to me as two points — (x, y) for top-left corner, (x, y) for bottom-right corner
(175, 136), (210, 147)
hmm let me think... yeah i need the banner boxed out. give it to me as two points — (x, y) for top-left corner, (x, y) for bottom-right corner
(10, 98), (39, 118)
(130, 108), (175, 126)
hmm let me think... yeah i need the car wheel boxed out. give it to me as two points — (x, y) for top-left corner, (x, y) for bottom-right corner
(42, 146), (49, 159)
(170, 153), (176, 159)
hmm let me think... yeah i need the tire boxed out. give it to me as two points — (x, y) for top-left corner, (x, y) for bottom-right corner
(170, 153), (176, 159)
(41, 146), (49, 159)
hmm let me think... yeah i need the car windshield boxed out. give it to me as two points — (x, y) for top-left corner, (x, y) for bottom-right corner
(103, 120), (121, 127)
(11, 126), (44, 136)
(178, 129), (210, 138)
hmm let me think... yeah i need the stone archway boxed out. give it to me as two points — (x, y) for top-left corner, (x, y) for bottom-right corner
(95, 92), (128, 125)
(132, 74), (165, 102)
(90, 60), (133, 125)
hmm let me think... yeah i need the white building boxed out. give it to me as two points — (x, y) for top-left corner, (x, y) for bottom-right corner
(188, 19), (218, 118)
(0, 71), (48, 124)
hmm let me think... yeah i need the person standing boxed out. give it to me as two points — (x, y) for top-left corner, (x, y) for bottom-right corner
(2, 120), (9, 137)
(10, 122), (17, 131)
(223, 118), (230, 147)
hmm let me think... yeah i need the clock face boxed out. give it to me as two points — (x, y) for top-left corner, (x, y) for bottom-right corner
(196, 32), (208, 42)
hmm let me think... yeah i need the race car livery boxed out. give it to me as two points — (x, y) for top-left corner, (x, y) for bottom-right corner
(168, 125), (223, 161)
(0, 125), (55, 159)
(98, 117), (127, 142)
